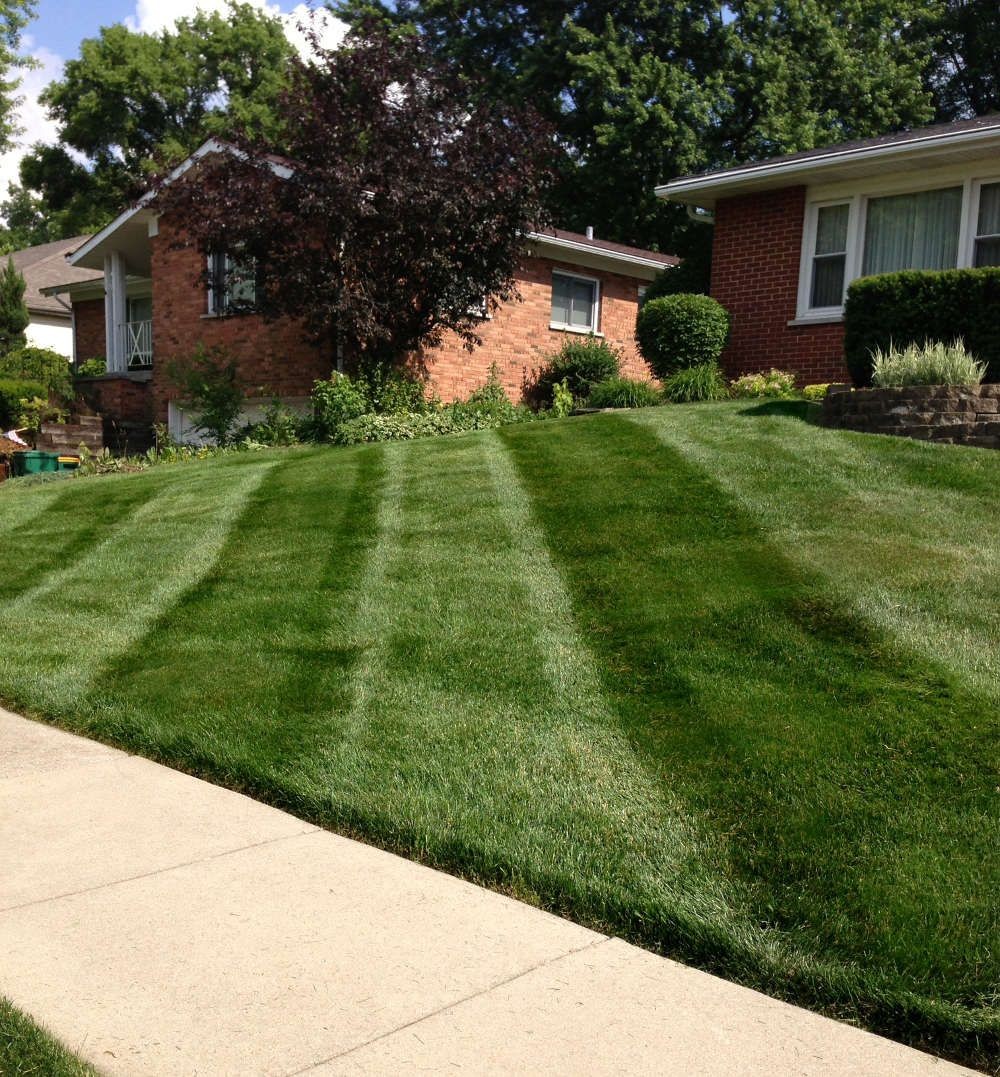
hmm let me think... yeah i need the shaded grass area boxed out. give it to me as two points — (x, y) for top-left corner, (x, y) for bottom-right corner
(0, 411), (997, 1069)
(0, 999), (96, 1077)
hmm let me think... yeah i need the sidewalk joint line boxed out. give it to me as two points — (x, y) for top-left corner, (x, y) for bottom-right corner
(0, 826), (321, 915)
(285, 936), (613, 1076)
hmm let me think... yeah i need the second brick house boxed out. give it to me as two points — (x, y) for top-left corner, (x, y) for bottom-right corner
(45, 140), (675, 444)
(657, 114), (1000, 384)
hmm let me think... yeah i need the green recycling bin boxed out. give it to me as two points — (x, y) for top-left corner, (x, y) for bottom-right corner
(12, 450), (60, 476)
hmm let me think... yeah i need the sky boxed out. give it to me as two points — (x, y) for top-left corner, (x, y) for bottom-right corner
(0, 0), (346, 196)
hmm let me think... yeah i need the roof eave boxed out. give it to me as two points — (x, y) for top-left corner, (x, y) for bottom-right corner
(656, 123), (1000, 208)
(527, 231), (673, 278)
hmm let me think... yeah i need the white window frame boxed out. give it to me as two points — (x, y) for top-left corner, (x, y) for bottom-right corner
(966, 175), (1000, 267)
(794, 170), (1000, 323)
(550, 270), (601, 334)
(796, 198), (857, 321)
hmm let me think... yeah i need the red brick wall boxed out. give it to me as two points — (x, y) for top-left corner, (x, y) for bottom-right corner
(74, 299), (106, 363)
(421, 255), (652, 401)
(711, 186), (850, 384)
(149, 217), (333, 422)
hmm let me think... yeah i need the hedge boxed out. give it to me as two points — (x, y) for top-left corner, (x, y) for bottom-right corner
(844, 267), (1000, 385)
(0, 378), (46, 428)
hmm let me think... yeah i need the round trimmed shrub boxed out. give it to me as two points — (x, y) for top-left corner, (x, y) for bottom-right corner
(636, 294), (729, 378)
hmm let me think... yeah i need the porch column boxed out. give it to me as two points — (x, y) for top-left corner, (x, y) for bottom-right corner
(103, 251), (127, 372)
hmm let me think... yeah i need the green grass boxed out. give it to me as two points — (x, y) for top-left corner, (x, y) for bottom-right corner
(0, 999), (96, 1076)
(1, 404), (997, 1069)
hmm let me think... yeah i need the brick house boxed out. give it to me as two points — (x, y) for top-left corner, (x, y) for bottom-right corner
(44, 140), (675, 444)
(656, 115), (1000, 384)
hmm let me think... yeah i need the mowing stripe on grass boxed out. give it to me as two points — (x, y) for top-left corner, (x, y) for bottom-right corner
(0, 459), (276, 713)
(0, 474), (164, 604)
(77, 447), (385, 791)
(501, 414), (999, 1026)
(633, 405), (1000, 701)
(323, 432), (743, 937)
(0, 480), (78, 539)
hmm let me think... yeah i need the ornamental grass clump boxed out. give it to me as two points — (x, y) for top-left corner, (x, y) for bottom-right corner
(870, 339), (986, 388)
(661, 362), (728, 403)
(588, 376), (661, 408)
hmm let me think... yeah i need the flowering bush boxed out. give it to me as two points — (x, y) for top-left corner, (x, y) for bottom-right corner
(802, 383), (830, 402)
(729, 369), (797, 399)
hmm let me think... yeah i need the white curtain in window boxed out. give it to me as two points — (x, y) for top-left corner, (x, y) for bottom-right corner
(863, 187), (962, 276)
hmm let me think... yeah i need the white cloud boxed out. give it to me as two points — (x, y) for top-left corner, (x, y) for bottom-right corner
(126, 0), (347, 58)
(0, 42), (64, 198)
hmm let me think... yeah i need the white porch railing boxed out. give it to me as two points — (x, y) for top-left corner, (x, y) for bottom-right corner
(121, 319), (153, 370)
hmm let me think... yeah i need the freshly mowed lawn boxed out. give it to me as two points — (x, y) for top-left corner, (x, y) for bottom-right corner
(1, 402), (997, 1067)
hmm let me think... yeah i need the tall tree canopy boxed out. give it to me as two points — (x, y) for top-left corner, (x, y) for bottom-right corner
(155, 24), (554, 372)
(338, 0), (939, 253)
(0, 2), (294, 249)
(0, 0), (35, 154)
(921, 0), (1000, 118)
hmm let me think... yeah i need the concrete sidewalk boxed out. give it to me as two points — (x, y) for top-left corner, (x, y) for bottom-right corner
(0, 707), (972, 1076)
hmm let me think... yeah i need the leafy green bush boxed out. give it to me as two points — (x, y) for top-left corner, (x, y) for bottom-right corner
(535, 337), (621, 402)
(730, 369), (797, 399)
(844, 267), (1000, 385)
(357, 363), (432, 414)
(588, 377), (660, 408)
(0, 347), (72, 400)
(244, 399), (303, 445)
(870, 339), (986, 388)
(661, 363), (729, 403)
(635, 294), (729, 378)
(0, 378), (46, 427)
(75, 356), (107, 378)
(334, 370), (533, 445)
(802, 383), (830, 402)
(310, 373), (369, 441)
(166, 344), (244, 445)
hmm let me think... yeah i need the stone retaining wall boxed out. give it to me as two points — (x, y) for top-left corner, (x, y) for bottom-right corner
(37, 415), (103, 454)
(821, 384), (1000, 448)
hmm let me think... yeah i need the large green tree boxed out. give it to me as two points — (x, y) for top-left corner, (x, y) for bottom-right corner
(0, 2), (294, 248)
(339, 1), (939, 253)
(920, 0), (1000, 118)
(0, 0), (35, 154)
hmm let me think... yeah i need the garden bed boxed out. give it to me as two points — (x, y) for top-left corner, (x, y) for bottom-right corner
(822, 383), (1000, 447)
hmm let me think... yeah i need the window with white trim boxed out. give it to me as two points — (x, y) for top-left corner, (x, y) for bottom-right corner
(809, 202), (850, 309)
(974, 181), (1000, 267)
(551, 271), (599, 332)
(208, 251), (256, 314)
(798, 176), (1000, 319)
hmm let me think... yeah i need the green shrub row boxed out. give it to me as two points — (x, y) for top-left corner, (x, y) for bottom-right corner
(0, 347), (72, 399)
(844, 267), (1000, 384)
(0, 378), (46, 428)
